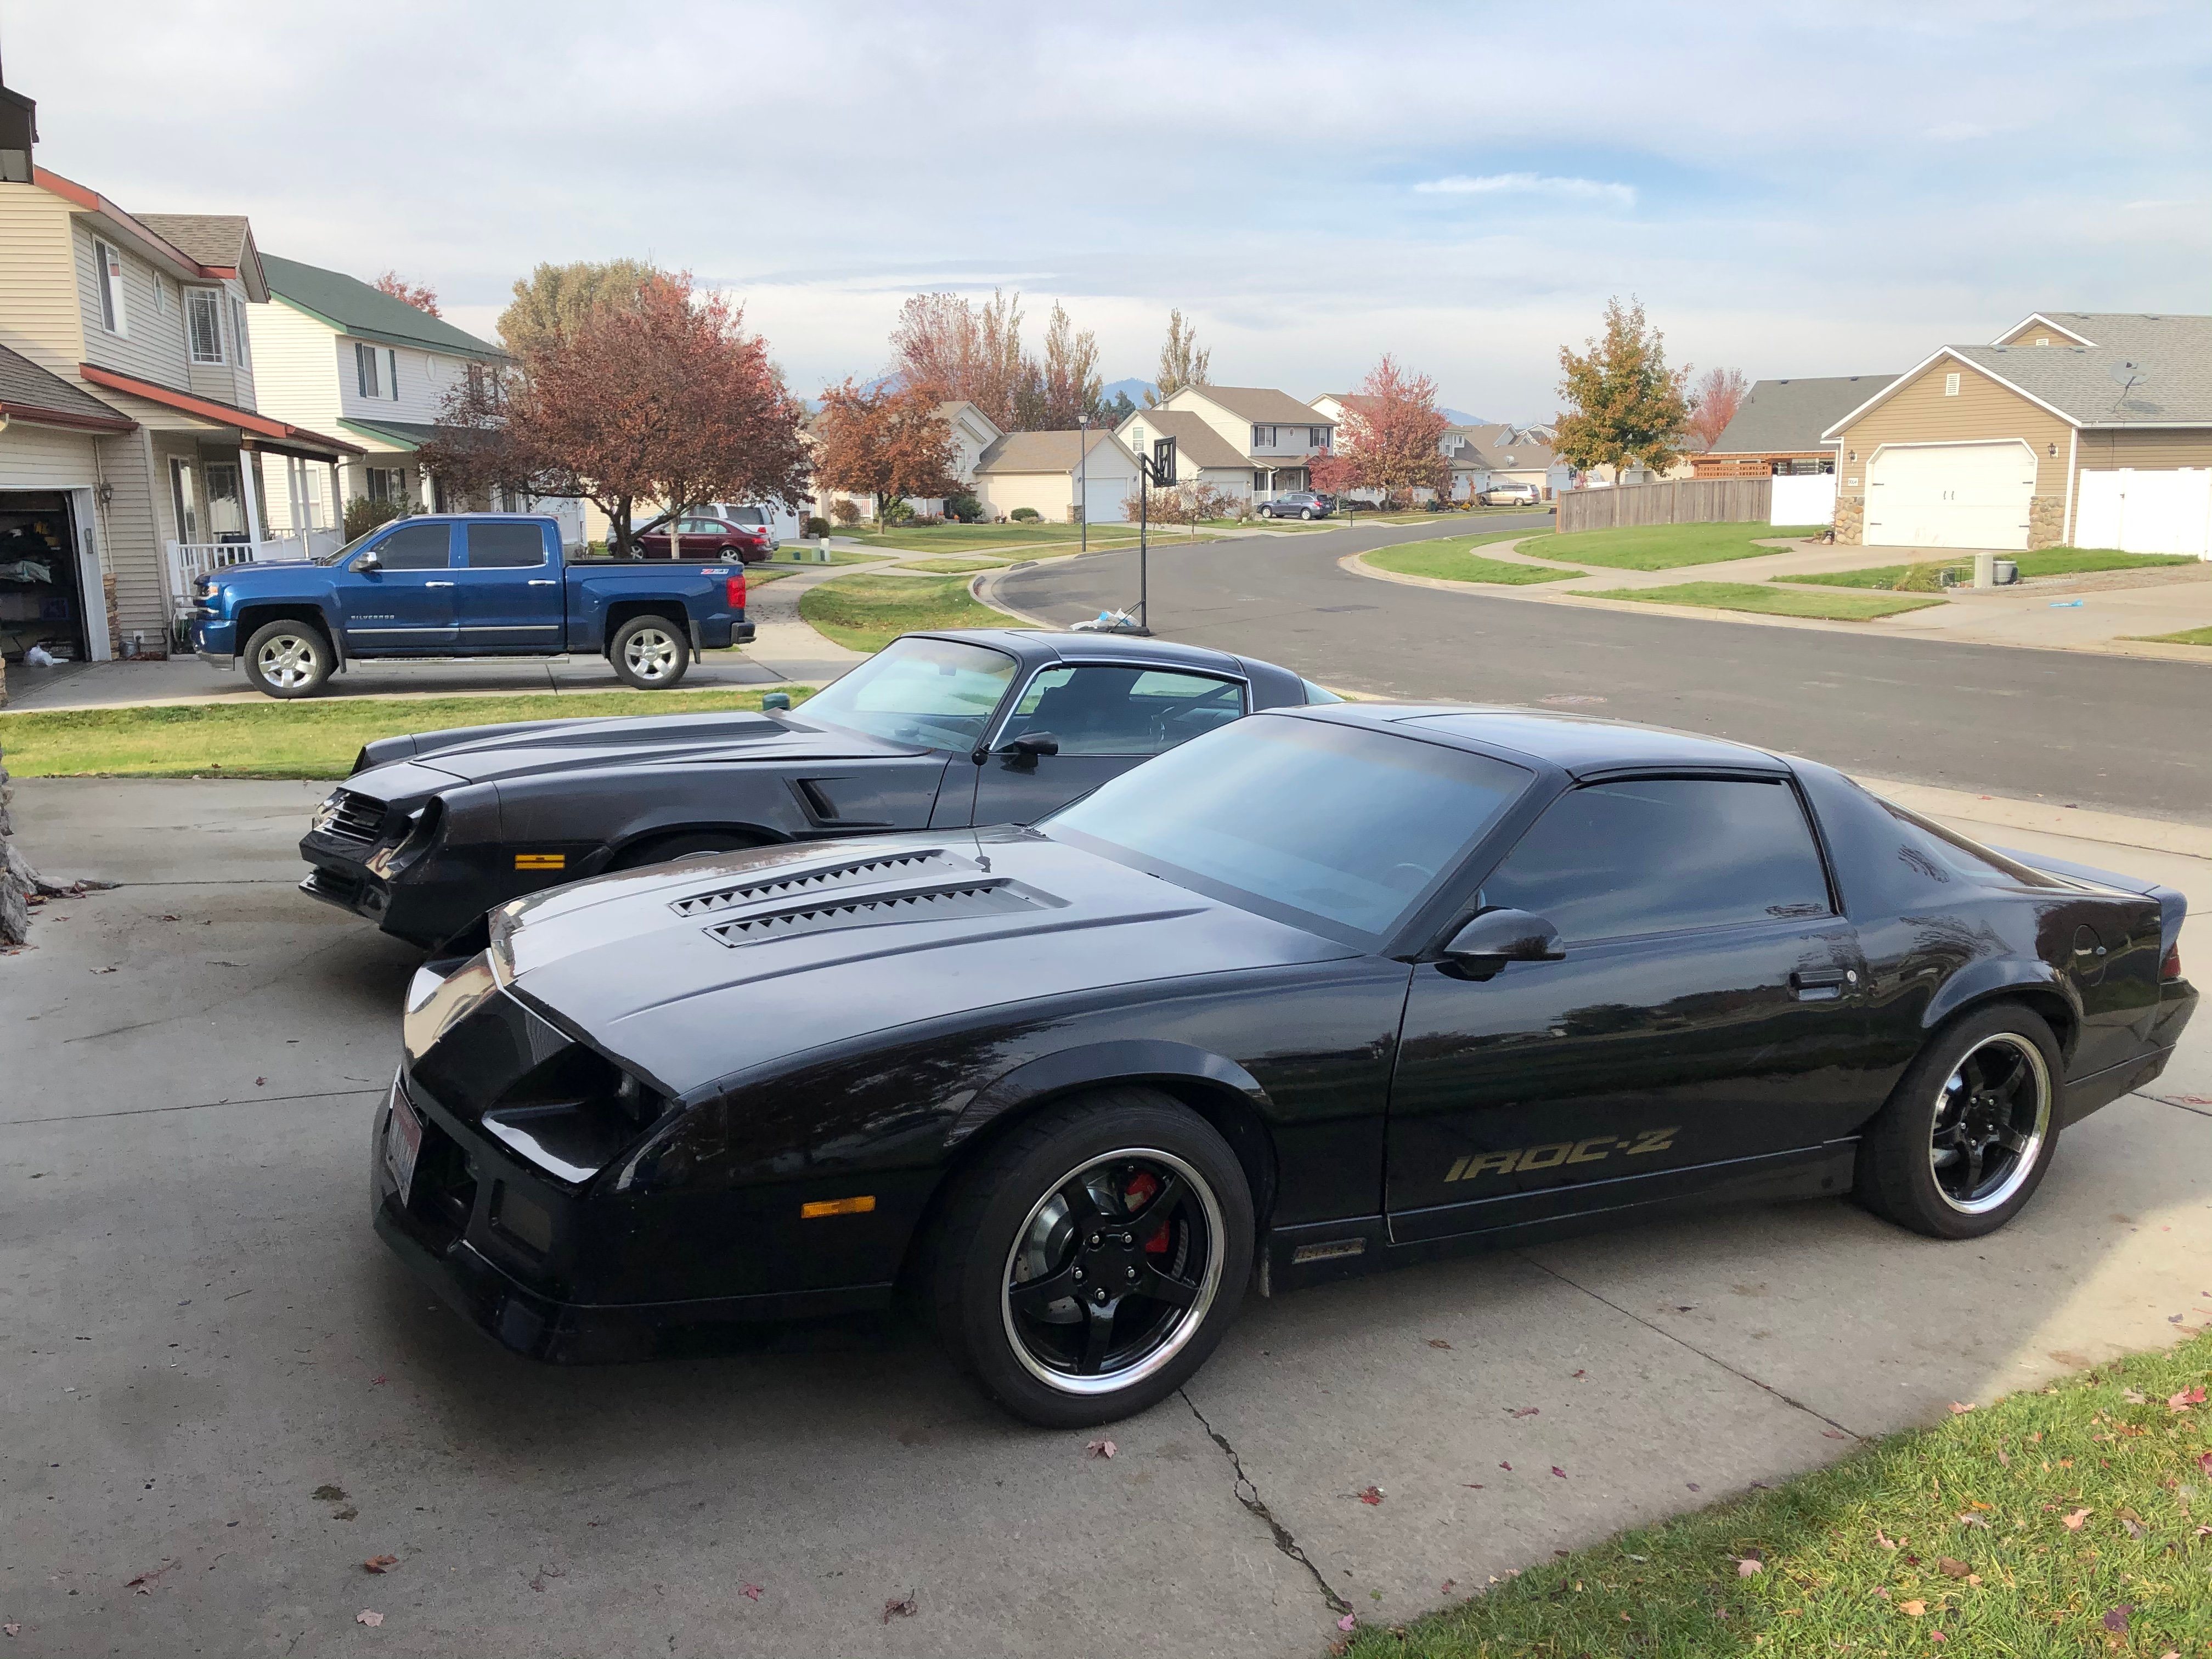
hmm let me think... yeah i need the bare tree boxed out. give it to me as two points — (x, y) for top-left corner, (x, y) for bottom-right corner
(1149, 309), (1211, 405)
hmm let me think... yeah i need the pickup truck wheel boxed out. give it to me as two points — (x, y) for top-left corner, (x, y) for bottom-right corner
(243, 620), (332, 698)
(610, 616), (690, 689)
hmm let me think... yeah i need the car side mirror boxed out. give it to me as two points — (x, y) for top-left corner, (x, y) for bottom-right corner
(760, 692), (791, 712)
(996, 731), (1060, 768)
(356, 549), (381, 572)
(1442, 909), (1565, 978)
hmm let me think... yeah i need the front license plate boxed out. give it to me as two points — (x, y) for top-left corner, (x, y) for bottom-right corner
(384, 1090), (424, 1205)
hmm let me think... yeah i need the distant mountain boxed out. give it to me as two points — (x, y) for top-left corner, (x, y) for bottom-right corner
(1102, 376), (1156, 407)
(1441, 408), (1490, 426)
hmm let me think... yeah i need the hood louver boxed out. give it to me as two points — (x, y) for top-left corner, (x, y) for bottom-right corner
(703, 879), (1049, 947)
(669, 848), (968, 918)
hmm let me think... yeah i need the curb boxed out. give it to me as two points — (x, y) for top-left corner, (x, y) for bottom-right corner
(1852, 776), (2211, 861)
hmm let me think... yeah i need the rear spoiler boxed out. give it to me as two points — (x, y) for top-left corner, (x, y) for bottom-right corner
(1997, 846), (2188, 959)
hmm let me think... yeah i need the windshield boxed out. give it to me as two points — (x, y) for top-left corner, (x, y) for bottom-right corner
(795, 635), (1019, 749)
(318, 526), (385, 565)
(1046, 715), (1532, 945)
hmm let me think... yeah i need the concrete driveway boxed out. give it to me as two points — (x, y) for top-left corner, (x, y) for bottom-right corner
(3, 778), (2206, 1656)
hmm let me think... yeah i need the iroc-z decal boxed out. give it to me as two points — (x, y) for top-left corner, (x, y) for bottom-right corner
(1444, 1127), (1679, 1183)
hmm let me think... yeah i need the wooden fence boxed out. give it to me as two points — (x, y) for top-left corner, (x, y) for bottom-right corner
(1556, 476), (1773, 535)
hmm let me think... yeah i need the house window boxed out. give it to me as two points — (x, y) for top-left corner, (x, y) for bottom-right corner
(365, 466), (408, 504)
(1310, 427), (1327, 449)
(169, 458), (199, 543)
(188, 290), (225, 363)
(94, 240), (128, 335)
(1943, 372), (1960, 397)
(356, 342), (399, 401)
(1252, 425), (1276, 449)
(231, 297), (251, 369)
(204, 462), (245, 539)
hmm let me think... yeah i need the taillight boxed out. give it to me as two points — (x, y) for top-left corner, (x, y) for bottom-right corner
(2164, 940), (2183, 981)
(726, 575), (746, 607)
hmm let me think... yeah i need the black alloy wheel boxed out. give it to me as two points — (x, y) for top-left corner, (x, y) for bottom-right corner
(1857, 1003), (2062, 1239)
(925, 1087), (1252, 1427)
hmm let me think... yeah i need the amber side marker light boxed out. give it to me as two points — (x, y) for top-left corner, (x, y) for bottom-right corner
(801, 1195), (877, 1220)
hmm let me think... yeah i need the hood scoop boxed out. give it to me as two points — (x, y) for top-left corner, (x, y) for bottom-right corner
(670, 847), (973, 918)
(703, 878), (1056, 948)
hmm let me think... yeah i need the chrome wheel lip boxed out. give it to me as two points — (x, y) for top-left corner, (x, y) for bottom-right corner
(1930, 1032), (2051, 1215)
(1000, 1146), (1224, 1398)
(255, 633), (319, 690)
(623, 628), (679, 680)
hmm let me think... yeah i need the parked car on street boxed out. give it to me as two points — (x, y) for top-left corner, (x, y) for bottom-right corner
(372, 703), (2194, 1425)
(1477, 481), (1543, 506)
(630, 511), (771, 563)
(302, 630), (1337, 947)
(190, 514), (753, 698)
(1257, 492), (1333, 521)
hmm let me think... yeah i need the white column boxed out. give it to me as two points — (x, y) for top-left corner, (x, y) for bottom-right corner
(236, 441), (264, 542)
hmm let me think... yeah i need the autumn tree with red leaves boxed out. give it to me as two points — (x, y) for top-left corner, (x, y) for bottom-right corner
(420, 270), (809, 557)
(1686, 366), (1750, 451)
(1310, 354), (1450, 503)
(810, 381), (963, 518)
(375, 271), (441, 317)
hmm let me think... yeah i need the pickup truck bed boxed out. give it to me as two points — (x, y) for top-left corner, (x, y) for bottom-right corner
(190, 513), (754, 697)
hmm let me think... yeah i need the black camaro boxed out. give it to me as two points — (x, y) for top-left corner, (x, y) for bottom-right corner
(301, 630), (1333, 947)
(375, 704), (2196, 1425)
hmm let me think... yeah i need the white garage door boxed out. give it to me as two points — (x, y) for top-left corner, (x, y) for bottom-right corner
(1075, 476), (1130, 523)
(1866, 442), (2035, 550)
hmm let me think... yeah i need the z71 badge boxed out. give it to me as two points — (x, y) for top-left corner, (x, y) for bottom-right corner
(1446, 1127), (1679, 1182)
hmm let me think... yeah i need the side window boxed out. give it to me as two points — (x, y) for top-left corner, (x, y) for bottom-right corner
(367, 523), (453, 570)
(1001, 665), (1245, 757)
(1480, 778), (1832, 942)
(465, 522), (547, 568)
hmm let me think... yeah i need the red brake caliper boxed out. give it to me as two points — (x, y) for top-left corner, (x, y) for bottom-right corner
(1124, 1171), (1171, 1254)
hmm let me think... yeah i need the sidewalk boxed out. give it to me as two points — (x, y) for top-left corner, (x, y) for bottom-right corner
(1347, 533), (2212, 660)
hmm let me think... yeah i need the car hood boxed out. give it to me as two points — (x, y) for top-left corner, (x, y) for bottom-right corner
(352, 713), (923, 794)
(485, 827), (1362, 1098)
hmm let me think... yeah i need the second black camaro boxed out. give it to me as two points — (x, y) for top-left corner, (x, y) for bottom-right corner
(375, 704), (2196, 1425)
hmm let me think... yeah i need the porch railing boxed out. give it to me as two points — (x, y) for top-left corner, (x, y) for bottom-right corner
(165, 536), (318, 619)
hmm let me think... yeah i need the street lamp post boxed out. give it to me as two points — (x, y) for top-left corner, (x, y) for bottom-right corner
(1077, 415), (1090, 555)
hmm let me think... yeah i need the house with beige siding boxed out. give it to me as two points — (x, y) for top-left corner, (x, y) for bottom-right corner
(1118, 386), (1335, 504)
(1824, 313), (2212, 555)
(805, 398), (1006, 524)
(974, 428), (1139, 523)
(0, 81), (357, 661)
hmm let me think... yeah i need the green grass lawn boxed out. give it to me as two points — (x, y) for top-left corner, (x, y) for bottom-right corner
(0, 686), (813, 780)
(897, 556), (1016, 574)
(1517, 522), (1826, 571)
(2131, 625), (2212, 646)
(1796, 547), (2203, 592)
(797, 569), (1018, 652)
(1364, 531), (1582, 585)
(1345, 1331), (2212, 1658)
(833, 523), (1140, 554)
(1582, 581), (1945, 620)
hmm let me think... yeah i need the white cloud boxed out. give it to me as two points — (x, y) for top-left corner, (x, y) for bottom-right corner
(1413, 173), (1637, 208)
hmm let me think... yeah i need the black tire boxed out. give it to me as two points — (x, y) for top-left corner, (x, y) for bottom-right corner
(1855, 1003), (2063, 1239)
(607, 829), (763, 871)
(242, 619), (332, 698)
(925, 1088), (1253, 1427)
(608, 615), (691, 689)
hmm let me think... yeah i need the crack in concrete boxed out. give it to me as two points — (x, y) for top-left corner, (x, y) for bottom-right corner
(1522, 1256), (1866, 1442)
(1180, 1387), (1351, 1615)
(5, 1085), (382, 1128)
(2141, 1090), (2212, 1118)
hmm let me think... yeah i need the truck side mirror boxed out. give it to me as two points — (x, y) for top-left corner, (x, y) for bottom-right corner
(996, 731), (1060, 769)
(1442, 909), (1565, 978)
(356, 549), (381, 572)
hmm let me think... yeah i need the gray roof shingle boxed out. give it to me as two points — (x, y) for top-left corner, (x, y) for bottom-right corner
(135, 213), (252, 268)
(1709, 375), (1900, 454)
(1186, 385), (1339, 426)
(1116, 409), (1252, 470)
(1950, 340), (2212, 426)
(0, 343), (133, 428)
(975, 428), (1125, 474)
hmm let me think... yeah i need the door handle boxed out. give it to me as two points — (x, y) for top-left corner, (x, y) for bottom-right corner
(527, 579), (557, 586)
(1789, 968), (1850, 1001)
(424, 580), (455, 588)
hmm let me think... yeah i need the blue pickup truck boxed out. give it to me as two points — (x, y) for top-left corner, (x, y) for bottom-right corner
(189, 513), (755, 698)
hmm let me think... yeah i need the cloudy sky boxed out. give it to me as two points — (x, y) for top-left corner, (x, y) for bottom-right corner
(9, 0), (2209, 420)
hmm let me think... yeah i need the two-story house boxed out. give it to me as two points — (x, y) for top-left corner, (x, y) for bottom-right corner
(245, 255), (580, 539)
(1116, 386), (1334, 505)
(0, 78), (358, 661)
(805, 398), (1007, 524)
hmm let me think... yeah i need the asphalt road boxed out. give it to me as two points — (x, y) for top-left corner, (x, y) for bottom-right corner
(8, 778), (2210, 1656)
(994, 516), (2212, 822)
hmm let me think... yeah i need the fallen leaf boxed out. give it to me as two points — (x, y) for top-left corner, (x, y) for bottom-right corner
(2119, 1512), (2146, 1540)
(1899, 1599), (1926, 1617)
(334, 1508), (357, 1522)
(1461, 1483), (1484, 1489)
(2104, 1605), (2131, 1633)
(312, 1485), (348, 1502)
(123, 1561), (178, 1594)
(1822, 1429), (1851, 1440)
(1956, 1514), (1990, 1528)
(1876, 1527), (1898, 1550)
(1572, 1369), (1587, 1379)
(1937, 1558), (1970, 1578)
(2170, 1386), (2207, 1412)
(363, 1555), (398, 1574)
(1686, 1483), (1701, 1492)
(2062, 1508), (2091, 1530)
(1427, 1339), (1453, 1350)
(3, 1623), (17, 1636)
(1874, 1587), (1889, 1599)
(740, 1584), (763, 1601)
(1996, 1447), (2010, 1467)
(1440, 1579), (1455, 1594)
(1966, 1575), (1981, 1586)
(1499, 1462), (1512, 1471)
(2200, 1451), (2212, 1476)
(1736, 1558), (1762, 1577)
(882, 1593), (918, 1624)
(1511, 1407), (1539, 1418)
(1357, 1486), (1384, 1505)
(1931, 1631), (1946, 1643)
(1949, 1402), (1976, 1414)
(1337, 1614), (1357, 1633)
(1084, 1439), (1116, 1459)
(255, 1077), (266, 1087)
(1550, 1466), (1567, 1480)
(2124, 1389), (2148, 1404)
(356, 1611), (383, 1627)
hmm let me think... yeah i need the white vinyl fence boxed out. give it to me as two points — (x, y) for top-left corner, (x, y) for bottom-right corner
(2072, 469), (2211, 557)
(1769, 473), (1838, 527)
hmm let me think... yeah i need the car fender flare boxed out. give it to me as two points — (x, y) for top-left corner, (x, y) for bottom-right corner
(1920, 958), (2082, 1057)
(946, 1040), (1274, 1150)
(592, 818), (789, 872)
